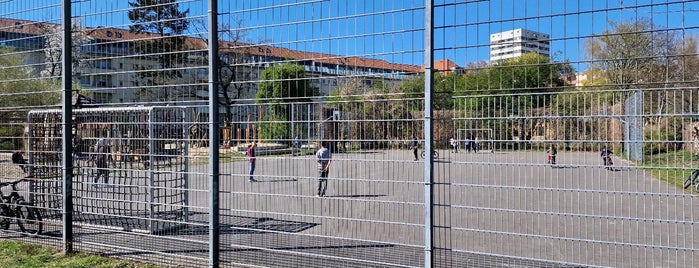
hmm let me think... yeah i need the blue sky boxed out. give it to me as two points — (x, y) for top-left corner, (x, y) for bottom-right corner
(3, 0), (698, 72)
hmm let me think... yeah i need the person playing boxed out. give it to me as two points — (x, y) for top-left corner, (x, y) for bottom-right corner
(450, 138), (458, 153)
(93, 138), (112, 186)
(464, 137), (471, 153)
(72, 135), (83, 166)
(294, 136), (301, 156)
(601, 147), (613, 170)
(411, 136), (419, 161)
(315, 142), (332, 197)
(547, 144), (558, 165)
(247, 142), (257, 182)
(473, 136), (479, 153)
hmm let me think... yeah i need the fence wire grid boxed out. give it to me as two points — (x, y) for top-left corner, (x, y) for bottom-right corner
(0, 0), (698, 267)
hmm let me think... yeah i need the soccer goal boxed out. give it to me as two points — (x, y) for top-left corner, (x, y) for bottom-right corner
(27, 106), (190, 234)
(456, 128), (495, 153)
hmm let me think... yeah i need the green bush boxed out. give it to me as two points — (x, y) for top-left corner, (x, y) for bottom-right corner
(644, 129), (682, 155)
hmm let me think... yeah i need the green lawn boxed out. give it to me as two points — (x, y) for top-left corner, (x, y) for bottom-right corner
(0, 240), (159, 268)
(642, 150), (699, 190)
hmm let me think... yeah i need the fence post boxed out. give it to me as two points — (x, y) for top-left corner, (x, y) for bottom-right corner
(208, 0), (221, 267)
(61, 0), (74, 254)
(423, 0), (434, 267)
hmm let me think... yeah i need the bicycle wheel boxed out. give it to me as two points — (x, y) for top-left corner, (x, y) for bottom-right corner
(433, 151), (439, 159)
(683, 170), (699, 189)
(0, 204), (12, 230)
(15, 201), (42, 236)
(420, 151), (426, 159)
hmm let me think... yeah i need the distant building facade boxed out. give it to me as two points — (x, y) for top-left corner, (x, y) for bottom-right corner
(0, 18), (421, 106)
(490, 28), (550, 63)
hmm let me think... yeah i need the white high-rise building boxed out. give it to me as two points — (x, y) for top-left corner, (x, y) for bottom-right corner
(489, 28), (550, 63)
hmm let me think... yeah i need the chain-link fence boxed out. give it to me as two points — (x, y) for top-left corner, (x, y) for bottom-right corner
(1, 0), (698, 267)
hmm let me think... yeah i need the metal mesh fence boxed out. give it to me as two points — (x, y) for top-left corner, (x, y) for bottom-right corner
(0, 0), (698, 267)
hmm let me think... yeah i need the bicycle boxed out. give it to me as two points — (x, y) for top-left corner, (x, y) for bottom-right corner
(0, 177), (43, 236)
(601, 152), (614, 170)
(683, 169), (699, 193)
(420, 150), (439, 159)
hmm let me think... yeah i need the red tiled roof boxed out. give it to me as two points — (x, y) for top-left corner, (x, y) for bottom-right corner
(0, 18), (48, 35)
(434, 59), (459, 72)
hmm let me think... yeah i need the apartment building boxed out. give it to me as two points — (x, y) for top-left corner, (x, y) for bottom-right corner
(0, 18), (421, 107)
(489, 28), (550, 63)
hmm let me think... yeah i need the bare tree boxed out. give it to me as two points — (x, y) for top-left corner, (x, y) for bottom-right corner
(190, 17), (264, 123)
(584, 19), (677, 88)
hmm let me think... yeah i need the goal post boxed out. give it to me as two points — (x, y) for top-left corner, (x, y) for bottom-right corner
(27, 106), (190, 234)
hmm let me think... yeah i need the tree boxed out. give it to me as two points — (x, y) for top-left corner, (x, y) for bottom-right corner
(486, 52), (572, 93)
(128, 0), (190, 102)
(190, 17), (269, 124)
(0, 47), (60, 149)
(454, 52), (573, 113)
(255, 62), (317, 140)
(38, 18), (93, 80)
(328, 78), (420, 149)
(674, 35), (699, 86)
(584, 19), (676, 88)
(582, 20), (699, 155)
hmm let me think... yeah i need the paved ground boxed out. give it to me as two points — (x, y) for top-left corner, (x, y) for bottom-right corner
(2, 150), (699, 267)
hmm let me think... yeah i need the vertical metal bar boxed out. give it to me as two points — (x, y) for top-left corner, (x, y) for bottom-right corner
(148, 108), (155, 231)
(182, 108), (190, 222)
(208, 0), (220, 267)
(423, 0), (434, 267)
(61, 0), (74, 254)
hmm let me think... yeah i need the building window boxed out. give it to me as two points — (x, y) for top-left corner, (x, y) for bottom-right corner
(94, 60), (111, 69)
(79, 77), (90, 86)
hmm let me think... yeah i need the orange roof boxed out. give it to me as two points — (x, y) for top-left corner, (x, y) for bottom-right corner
(235, 44), (422, 73)
(0, 18), (48, 36)
(433, 59), (459, 72)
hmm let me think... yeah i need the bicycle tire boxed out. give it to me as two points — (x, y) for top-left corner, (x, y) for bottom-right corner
(0, 204), (11, 230)
(683, 170), (699, 189)
(15, 201), (42, 236)
(420, 151), (439, 159)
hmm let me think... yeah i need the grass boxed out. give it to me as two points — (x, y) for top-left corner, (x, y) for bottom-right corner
(0, 240), (159, 268)
(642, 150), (698, 190)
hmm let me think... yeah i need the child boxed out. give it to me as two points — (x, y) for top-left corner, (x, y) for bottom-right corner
(601, 147), (613, 169)
(546, 145), (557, 165)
